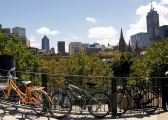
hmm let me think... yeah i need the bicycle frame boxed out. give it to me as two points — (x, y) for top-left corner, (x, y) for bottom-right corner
(67, 84), (90, 99)
(120, 80), (150, 109)
(2, 68), (52, 104)
(120, 79), (146, 99)
(64, 83), (101, 106)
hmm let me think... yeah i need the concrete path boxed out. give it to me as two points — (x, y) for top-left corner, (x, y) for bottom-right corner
(0, 104), (167, 120)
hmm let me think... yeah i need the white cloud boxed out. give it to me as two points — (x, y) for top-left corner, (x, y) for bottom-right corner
(96, 38), (119, 46)
(28, 36), (36, 42)
(30, 43), (41, 48)
(159, 0), (168, 5)
(65, 34), (82, 40)
(125, 1), (168, 44)
(37, 27), (60, 35)
(88, 26), (118, 39)
(28, 36), (41, 48)
(86, 17), (96, 23)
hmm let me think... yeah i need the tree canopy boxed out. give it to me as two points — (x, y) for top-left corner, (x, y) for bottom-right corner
(130, 38), (168, 78)
(111, 52), (134, 76)
(0, 33), (39, 77)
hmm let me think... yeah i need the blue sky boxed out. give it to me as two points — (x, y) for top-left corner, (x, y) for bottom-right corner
(1, 0), (168, 52)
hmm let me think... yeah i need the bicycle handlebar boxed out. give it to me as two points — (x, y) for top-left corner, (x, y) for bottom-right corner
(7, 67), (18, 80)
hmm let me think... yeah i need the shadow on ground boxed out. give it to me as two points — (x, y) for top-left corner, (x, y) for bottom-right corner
(0, 104), (166, 120)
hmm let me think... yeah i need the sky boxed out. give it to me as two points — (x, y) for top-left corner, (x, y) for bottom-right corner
(0, 0), (168, 53)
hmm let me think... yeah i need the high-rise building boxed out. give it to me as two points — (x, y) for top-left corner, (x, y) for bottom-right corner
(146, 2), (160, 41)
(159, 25), (168, 39)
(51, 47), (55, 54)
(2, 28), (11, 34)
(69, 42), (82, 55)
(85, 43), (102, 55)
(42, 35), (50, 53)
(15, 36), (30, 47)
(12, 27), (26, 36)
(130, 32), (149, 50)
(12, 27), (30, 47)
(57, 41), (65, 54)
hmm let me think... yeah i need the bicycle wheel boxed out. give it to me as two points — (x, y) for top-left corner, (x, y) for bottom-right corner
(141, 90), (159, 114)
(111, 91), (129, 116)
(0, 89), (7, 102)
(49, 91), (72, 119)
(29, 90), (51, 115)
(88, 92), (111, 118)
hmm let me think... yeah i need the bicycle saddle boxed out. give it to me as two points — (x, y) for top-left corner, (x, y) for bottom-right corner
(21, 81), (32, 86)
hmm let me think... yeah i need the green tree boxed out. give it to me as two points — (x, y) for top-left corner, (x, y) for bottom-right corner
(130, 38), (168, 78)
(44, 51), (113, 86)
(58, 51), (112, 76)
(0, 33), (39, 80)
(111, 52), (134, 75)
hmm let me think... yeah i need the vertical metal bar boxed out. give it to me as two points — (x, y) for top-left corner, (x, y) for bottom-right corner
(42, 68), (48, 92)
(162, 77), (167, 110)
(111, 77), (117, 116)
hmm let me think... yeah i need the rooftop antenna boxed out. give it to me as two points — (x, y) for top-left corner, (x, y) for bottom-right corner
(151, 1), (154, 11)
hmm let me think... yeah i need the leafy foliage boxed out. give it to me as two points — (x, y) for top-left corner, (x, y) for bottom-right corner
(130, 38), (168, 78)
(39, 51), (113, 87)
(59, 51), (112, 76)
(111, 52), (134, 75)
(0, 33), (39, 81)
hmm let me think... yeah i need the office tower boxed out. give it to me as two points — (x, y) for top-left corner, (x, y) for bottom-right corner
(69, 42), (82, 55)
(57, 41), (65, 54)
(12, 27), (26, 36)
(51, 47), (55, 54)
(130, 32), (149, 50)
(2, 28), (11, 34)
(85, 43), (102, 55)
(42, 35), (50, 53)
(119, 28), (126, 52)
(159, 25), (168, 39)
(12, 27), (30, 47)
(146, 2), (160, 41)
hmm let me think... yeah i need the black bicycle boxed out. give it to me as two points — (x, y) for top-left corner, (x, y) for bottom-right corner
(49, 77), (111, 119)
(111, 78), (159, 116)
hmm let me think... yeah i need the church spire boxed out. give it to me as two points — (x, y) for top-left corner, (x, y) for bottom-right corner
(120, 28), (124, 41)
(119, 28), (126, 52)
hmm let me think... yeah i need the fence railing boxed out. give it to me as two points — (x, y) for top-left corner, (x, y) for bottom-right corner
(0, 69), (168, 115)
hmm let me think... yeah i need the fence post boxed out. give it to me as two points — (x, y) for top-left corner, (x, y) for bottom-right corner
(111, 77), (117, 116)
(163, 71), (168, 111)
(42, 67), (48, 92)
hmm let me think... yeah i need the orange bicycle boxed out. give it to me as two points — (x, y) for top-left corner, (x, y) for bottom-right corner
(0, 68), (52, 115)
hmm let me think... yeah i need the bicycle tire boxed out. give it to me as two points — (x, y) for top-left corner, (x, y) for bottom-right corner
(0, 89), (7, 102)
(29, 89), (51, 115)
(49, 91), (72, 119)
(141, 90), (159, 114)
(88, 92), (111, 118)
(111, 91), (129, 116)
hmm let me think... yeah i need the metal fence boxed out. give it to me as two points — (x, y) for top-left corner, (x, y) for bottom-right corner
(1, 69), (168, 115)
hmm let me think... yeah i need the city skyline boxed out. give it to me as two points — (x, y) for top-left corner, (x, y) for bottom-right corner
(0, 0), (168, 52)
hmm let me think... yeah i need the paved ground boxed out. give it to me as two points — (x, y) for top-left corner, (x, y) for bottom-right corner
(0, 104), (168, 120)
